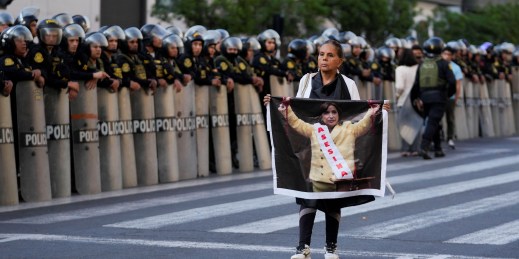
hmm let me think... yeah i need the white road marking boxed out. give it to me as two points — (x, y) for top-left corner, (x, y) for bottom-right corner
(104, 195), (294, 229)
(1, 182), (272, 224)
(0, 233), (507, 259)
(446, 219), (519, 245)
(212, 170), (519, 234)
(345, 190), (519, 239)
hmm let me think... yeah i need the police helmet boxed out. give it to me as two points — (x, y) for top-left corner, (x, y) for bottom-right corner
(341, 43), (352, 58)
(321, 28), (339, 41)
(405, 35), (419, 46)
(306, 40), (315, 56)
(423, 37), (445, 57)
(288, 39), (307, 60)
(377, 46), (395, 60)
(60, 23), (85, 51)
(72, 14), (90, 33)
(312, 35), (327, 49)
(52, 13), (73, 28)
(239, 37), (261, 59)
(216, 29), (230, 39)
(220, 36), (242, 59)
(15, 7), (39, 27)
(162, 33), (184, 57)
(457, 39), (467, 52)
(1, 25), (33, 53)
(140, 24), (168, 47)
(120, 27), (143, 54)
(257, 29), (281, 52)
(101, 25), (125, 41)
(341, 31), (357, 44)
(202, 30), (222, 47)
(100, 25), (125, 53)
(348, 36), (362, 47)
(356, 36), (369, 49)
(499, 42), (515, 54)
(184, 25), (207, 41)
(385, 37), (402, 49)
(165, 26), (183, 39)
(445, 41), (460, 53)
(36, 19), (63, 46)
(468, 45), (479, 55)
(0, 11), (14, 27)
(479, 42), (493, 52)
(84, 32), (108, 47)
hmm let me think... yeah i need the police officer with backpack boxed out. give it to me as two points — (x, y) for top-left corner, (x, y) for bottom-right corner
(410, 37), (456, 160)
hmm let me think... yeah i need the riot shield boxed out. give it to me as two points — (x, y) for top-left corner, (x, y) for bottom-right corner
(210, 84), (232, 175)
(397, 95), (423, 146)
(234, 83), (254, 172)
(97, 87), (122, 191)
(44, 87), (71, 198)
(248, 84), (272, 169)
(118, 87), (137, 188)
(195, 84), (210, 177)
(499, 80), (516, 136)
(454, 82), (469, 140)
(130, 87), (158, 186)
(154, 84), (179, 183)
(512, 67), (519, 133)
(488, 80), (501, 137)
(462, 79), (476, 138)
(270, 75), (293, 97)
(478, 82), (495, 137)
(70, 81), (101, 195)
(174, 80), (197, 180)
(382, 81), (401, 151)
(0, 94), (18, 205)
(15, 81), (52, 201)
(354, 77), (368, 100)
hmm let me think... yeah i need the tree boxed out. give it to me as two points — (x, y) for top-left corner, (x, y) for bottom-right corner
(151, 0), (329, 38)
(432, 3), (519, 45)
(326, 0), (417, 46)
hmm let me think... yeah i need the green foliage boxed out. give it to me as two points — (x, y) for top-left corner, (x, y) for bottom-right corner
(152, 0), (329, 37)
(324, 0), (417, 45)
(152, 0), (415, 45)
(432, 2), (519, 44)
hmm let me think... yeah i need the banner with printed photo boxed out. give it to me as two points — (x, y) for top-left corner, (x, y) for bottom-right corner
(267, 97), (387, 199)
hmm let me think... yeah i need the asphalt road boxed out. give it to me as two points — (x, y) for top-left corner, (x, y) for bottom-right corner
(1, 136), (518, 259)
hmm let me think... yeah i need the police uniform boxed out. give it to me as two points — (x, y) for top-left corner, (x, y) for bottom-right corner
(371, 60), (395, 82)
(252, 51), (286, 96)
(282, 54), (303, 82)
(410, 57), (456, 157)
(115, 52), (151, 89)
(303, 55), (318, 75)
(27, 44), (71, 90)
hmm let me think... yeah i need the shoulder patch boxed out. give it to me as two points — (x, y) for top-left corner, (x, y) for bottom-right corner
(260, 57), (267, 65)
(220, 62), (228, 71)
(371, 63), (378, 70)
(308, 61), (316, 69)
(239, 62), (246, 71)
(184, 58), (192, 68)
(122, 63), (130, 73)
(34, 52), (44, 63)
(287, 61), (295, 69)
(4, 58), (14, 66)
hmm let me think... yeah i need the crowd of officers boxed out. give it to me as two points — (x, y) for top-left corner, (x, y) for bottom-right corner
(1, 7), (518, 203)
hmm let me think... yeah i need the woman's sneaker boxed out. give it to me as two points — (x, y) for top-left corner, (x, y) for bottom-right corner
(324, 242), (339, 259)
(290, 244), (311, 259)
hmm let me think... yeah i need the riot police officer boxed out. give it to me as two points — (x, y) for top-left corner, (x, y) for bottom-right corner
(372, 46), (396, 86)
(283, 39), (306, 82)
(99, 25), (126, 91)
(116, 27), (155, 92)
(0, 11), (13, 33)
(410, 37), (456, 159)
(140, 24), (175, 90)
(252, 29), (292, 98)
(160, 33), (184, 90)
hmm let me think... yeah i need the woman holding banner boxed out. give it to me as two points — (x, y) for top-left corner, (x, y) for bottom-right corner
(265, 39), (388, 259)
